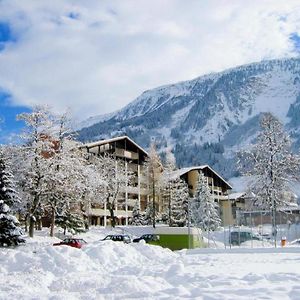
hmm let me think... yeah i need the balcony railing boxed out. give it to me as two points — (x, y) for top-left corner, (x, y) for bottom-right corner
(90, 208), (133, 217)
(115, 148), (139, 160)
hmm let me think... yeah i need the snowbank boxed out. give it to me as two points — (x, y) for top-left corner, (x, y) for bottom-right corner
(1, 227), (300, 299)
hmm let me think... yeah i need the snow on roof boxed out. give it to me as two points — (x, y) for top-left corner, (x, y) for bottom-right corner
(277, 202), (300, 211)
(170, 165), (232, 189)
(81, 136), (148, 156)
(229, 192), (247, 199)
(219, 192), (247, 201)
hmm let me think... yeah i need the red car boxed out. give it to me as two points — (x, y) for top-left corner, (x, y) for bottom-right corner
(53, 238), (87, 249)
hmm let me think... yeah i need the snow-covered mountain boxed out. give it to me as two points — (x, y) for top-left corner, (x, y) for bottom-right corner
(77, 58), (300, 178)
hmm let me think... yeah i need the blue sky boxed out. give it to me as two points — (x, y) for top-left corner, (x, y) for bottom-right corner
(0, 94), (30, 144)
(0, 22), (12, 51)
(0, 21), (25, 143)
(0, 0), (300, 144)
(0, 21), (27, 143)
(290, 33), (300, 51)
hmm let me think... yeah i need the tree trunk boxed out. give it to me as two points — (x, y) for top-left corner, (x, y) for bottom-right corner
(272, 204), (277, 248)
(29, 191), (40, 237)
(37, 217), (42, 230)
(106, 199), (116, 227)
(152, 178), (156, 228)
(84, 216), (89, 230)
(29, 217), (35, 238)
(24, 214), (28, 232)
(168, 185), (172, 227)
(50, 207), (55, 237)
(109, 207), (116, 227)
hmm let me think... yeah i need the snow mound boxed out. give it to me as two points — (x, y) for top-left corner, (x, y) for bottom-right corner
(2, 227), (300, 299)
(84, 240), (177, 271)
(240, 240), (273, 248)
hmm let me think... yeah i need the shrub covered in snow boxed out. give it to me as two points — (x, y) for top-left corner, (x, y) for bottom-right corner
(0, 148), (24, 247)
(0, 200), (25, 246)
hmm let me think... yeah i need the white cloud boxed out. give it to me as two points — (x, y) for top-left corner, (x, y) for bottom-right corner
(0, 0), (300, 119)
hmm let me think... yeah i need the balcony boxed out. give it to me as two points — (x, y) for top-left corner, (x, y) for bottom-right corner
(115, 148), (139, 160)
(125, 186), (149, 196)
(90, 208), (133, 217)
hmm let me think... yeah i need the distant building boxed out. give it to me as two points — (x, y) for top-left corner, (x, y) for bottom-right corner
(81, 137), (238, 227)
(81, 136), (149, 226)
(170, 166), (233, 225)
(225, 191), (300, 226)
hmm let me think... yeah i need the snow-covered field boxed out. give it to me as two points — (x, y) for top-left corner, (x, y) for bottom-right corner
(1, 227), (300, 300)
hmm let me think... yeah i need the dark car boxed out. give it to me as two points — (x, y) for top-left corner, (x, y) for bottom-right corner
(53, 238), (87, 249)
(133, 234), (160, 244)
(230, 231), (261, 246)
(101, 234), (131, 244)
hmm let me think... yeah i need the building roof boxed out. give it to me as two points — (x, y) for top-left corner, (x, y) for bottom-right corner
(241, 203), (300, 213)
(81, 136), (149, 157)
(218, 192), (250, 201)
(170, 165), (232, 189)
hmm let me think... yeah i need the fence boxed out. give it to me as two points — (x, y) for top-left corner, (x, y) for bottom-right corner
(206, 222), (300, 248)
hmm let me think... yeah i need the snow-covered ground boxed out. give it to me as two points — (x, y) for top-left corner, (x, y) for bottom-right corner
(1, 227), (300, 300)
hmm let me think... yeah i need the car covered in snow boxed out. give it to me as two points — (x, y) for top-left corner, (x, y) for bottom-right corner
(132, 234), (160, 244)
(101, 234), (131, 243)
(53, 238), (87, 249)
(230, 230), (262, 246)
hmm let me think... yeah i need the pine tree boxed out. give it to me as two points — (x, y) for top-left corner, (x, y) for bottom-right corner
(143, 200), (156, 226)
(160, 151), (190, 227)
(0, 148), (24, 246)
(0, 148), (19, 208)
(0, 201), (25, 246)
(190, 172), (221, 231)
(169, 178), (189, 227)
(55, 211), (86, 235)
(238, 113), (300, 245)
(131, 201), (144, 226)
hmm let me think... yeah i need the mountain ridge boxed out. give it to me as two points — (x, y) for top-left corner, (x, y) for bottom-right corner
(77, 57), (300, 179)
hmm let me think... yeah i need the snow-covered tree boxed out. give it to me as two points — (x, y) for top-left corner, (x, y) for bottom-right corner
(160, 150), (190, 226)
(14, 107), (93, 237)
(55, 210), (85, 235)
(79, 156), (108, 229)
(41, 112), (88, 237)
(169, 178), (190, 227)
(163, 150), (176, 174)
(94, 153), (133, 227)
(143, 200), (156, 226)
(237, 113), (300, 245)
(0, 148), (24, 246)
(131, 200), (144, 225)
(0, 148), (19, 208)
(144, 142), (163, 228)
(190, 172), (221, 231)
(160, 150), (176, 225)
(15, 105), (54, 237)
(0, 201), (25, 246)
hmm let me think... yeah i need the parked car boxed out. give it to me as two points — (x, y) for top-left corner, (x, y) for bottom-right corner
(101, 234), (131, 244)
(133, 234), (160, 244)
(53, 238), (87, 249)
(230, 230), (262, 246)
